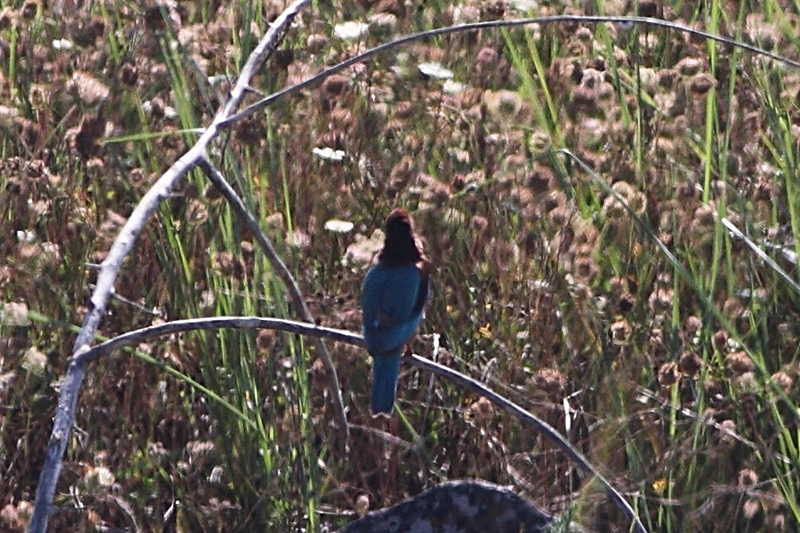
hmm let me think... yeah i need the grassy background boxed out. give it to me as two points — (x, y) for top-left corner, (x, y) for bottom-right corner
(1, 0), (800, 531)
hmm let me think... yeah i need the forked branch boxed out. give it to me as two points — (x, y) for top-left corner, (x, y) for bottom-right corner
(28, 2), (315, 531)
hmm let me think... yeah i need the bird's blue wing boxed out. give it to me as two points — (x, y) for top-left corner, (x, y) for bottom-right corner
(411, 266), (429, 317)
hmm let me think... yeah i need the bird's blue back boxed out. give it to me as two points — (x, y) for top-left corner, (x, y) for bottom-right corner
(361, 263), (427, 357)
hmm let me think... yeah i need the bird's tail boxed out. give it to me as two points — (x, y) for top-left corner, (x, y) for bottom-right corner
(371, 353), (402, 416)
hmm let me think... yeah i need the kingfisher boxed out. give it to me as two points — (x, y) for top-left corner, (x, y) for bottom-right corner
(361, 209), (430, 416)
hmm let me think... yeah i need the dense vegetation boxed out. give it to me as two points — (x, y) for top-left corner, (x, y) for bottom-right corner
(1, 0), (800, 531)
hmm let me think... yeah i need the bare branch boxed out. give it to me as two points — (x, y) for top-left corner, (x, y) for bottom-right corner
(68, 314), (644, 533)
(28, 2), (311, 531)
(75, 316), (362, 365)
(220, 15), (800, 128)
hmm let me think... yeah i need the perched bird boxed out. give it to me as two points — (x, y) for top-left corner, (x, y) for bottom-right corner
(361, 209), (430, 416)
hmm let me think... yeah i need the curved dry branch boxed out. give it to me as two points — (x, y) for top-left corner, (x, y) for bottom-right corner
(69, 315), (644, 533)
(220, 15), (800, 128)
(76, 316), (362, 365)
(28, 2), (312, 531)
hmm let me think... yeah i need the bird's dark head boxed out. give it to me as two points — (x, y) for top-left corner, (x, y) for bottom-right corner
(379, 209), (423, 265)
(385, 208), (413, 235)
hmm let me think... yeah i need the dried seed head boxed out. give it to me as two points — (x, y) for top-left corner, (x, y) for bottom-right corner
(71, 113), (106, 158)
(212, 251), (243, 278)
(770, 514), (786, 531)
(692, 203), (715, 228)
(688, 73), (717, 99)
(511, 186), (533, 207)
(467, 396), (494, 422)
(481, 1), (505, 20)
(68, 72), (110, 107)
(542, 190), (566, 213)
(658, 68), (678, 89)
(603, 181), (633, 217)
(754, 177), (773, 201)
(321, 74), (351, 96)
(684, 315), (702, 334)
(675, 180), (698, 199)
(377, 0), (404, 17)
(355, 494), (370, 517)
(678, 351), (702, 377)
(610, 319), (632, 345)
(652, 135), (675, 156)
(745, 13), (781, 49)
(726, 351), (754, 375)
(547, 205), (570, 226)
(528, 166), (553, 195)
(476, 46), (498, 67)
(569, 85), (598, 116)
(575, 27), (593, 42)
(655, 272), (672, 287)
(1, 500), (27, 530)
(306, 33), (328, 53)
(235, 117), (266, 146)
(718, 419), (737, 444)
(256, 329), (277, 351)
(532, 367), (565, 397)
(483, 89), (522, 119)
(120, 62), (139, 87)
(658, 362), (679, 386)
(72, 16), (106, 46)
(636, 0), (660, 17)
(712, 330), (728, 352)
(0, 7), (15, 31)
(388, 156), (415, 191)
(415, 173), (451, 204)
(722, 297), (747, 322)
(676, 57), (704, 76)
(273, 49), (294, 71)
(368, 12), (396, 37)
(738, 468), (758, 488)
(574, 254), (598, 281)
(21, 0), (38, 19)
(743, 498), (760, 520)
(771, 371), (793, 393)
(647, 287), (674, 315)
(704, 378), (724, 399)
(394, 100), (413, 118)
(330, 108), (354, 129)
(403, 132), (422, 154)
(10, 135), (39, 166)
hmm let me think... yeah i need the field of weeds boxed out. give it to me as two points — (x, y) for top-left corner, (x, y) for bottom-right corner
(1, 0), (800, 531)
